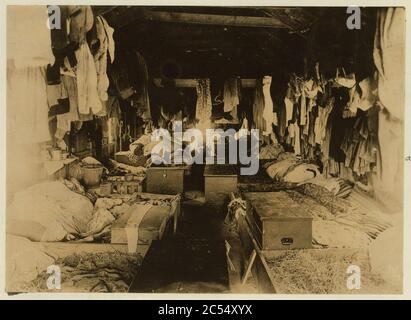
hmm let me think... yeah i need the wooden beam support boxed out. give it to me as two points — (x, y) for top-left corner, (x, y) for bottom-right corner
(141, 10), (289, 29)
(153, 78), (257, 88)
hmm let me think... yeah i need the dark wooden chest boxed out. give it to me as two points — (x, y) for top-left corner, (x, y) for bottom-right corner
(204, 165), (238, 211)
(243, 191), (312, 250)
(146, 165), (187, 195)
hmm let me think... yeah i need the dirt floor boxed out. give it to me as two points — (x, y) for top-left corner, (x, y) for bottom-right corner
(129, 202), (229, 293)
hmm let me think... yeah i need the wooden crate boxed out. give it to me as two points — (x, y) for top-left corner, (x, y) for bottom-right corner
(146, 166), (187, 195)
(243, 191), (312, 250)
(204, 165), (238, 210)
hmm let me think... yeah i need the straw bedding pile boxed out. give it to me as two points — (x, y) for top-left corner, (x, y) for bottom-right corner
(266, 249), (398, 294)
(27, 251), (142, 293)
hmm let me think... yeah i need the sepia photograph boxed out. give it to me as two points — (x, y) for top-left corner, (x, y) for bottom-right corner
(4, 3), (406, 296)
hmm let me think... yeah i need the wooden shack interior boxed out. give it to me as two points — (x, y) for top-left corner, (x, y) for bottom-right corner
(6, 6), (404, 294)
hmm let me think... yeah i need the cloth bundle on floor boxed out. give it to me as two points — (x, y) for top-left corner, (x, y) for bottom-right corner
(265, 156), (320, 184)
(7, 181), (94, 242)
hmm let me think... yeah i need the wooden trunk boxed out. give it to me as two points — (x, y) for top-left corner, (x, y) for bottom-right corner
(146, 166), (186, 194)
(204, 165), (238, 211)
(243, 191), (312, 250)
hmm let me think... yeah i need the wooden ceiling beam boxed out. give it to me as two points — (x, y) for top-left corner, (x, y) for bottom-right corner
(153, 78), (257, 88)
(107, 8), (291, 29)
(142, 10), (289, 29)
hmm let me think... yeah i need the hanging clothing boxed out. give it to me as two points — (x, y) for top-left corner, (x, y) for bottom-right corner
(343, 85), (359, 118)
(75, 42), (103, 115)
(133, 51), (151, 120)
(276, 101), (287, 140)
(223, 78), (241, 121)
(304, 79), (320, 105)
(299, 88), (307, 126)
(373, 7), (405, 120)
(293, 123), (301, 155)
(195, 79), (212, 133)
(314, 98), (334, 145)
(356, 77), (378, 112)
(334, 67), (356, 88)
(252, 80), (265, 132)
(340, 107), (379, 176)
(49, 5), (69, 51)
(67, 5), (94, 46)
(100, 96), (121, 145)
(7, 6), (54, 69)
(372, 107), (403, 212)
(307, 109), (316, 147)
(7, 65), (50, 144)
(284, 97), (294, 125)
(47, 5), (70, 85)
(111, 66), (135, 100)
(93, 15), (115, 104)
(47, 82), (69, 117)
(55, 75), (84, 139)
(252, 77), (275, 135)
(262, 76), (275, 135)
(60, 74), (93, 122)
(223, 78), (240, 112)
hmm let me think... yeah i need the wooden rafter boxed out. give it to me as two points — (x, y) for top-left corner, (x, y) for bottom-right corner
(141, 10), (289, 29)
(102, 7), (291, 29)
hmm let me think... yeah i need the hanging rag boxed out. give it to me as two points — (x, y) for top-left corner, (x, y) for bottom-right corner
(93, 15), (115, 104)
